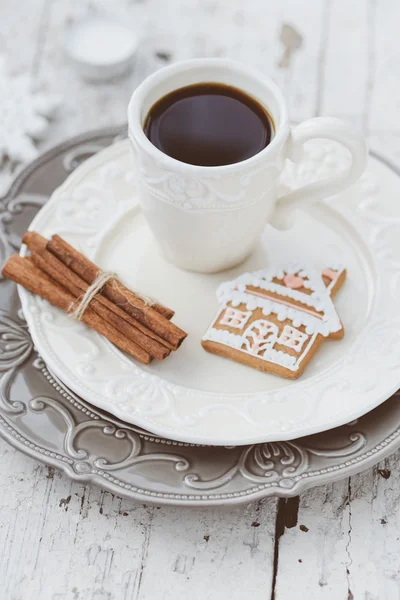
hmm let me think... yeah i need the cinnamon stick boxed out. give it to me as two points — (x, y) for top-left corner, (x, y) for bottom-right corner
(47, 234), (187, 350)
(23, 232), (172, 359)
(2, 255), (152, 365)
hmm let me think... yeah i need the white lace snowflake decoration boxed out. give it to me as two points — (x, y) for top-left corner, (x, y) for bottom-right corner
(0, 57), (59, 163)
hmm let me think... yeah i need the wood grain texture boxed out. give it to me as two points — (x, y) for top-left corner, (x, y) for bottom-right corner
(1, 0), (400, 598)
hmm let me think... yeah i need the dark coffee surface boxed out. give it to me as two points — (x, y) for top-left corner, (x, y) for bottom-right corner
(143, 83), (273, 166)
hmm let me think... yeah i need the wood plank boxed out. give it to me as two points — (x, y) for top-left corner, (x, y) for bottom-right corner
(318, 0), (370, 128)
(369, 0), (400, 134)
(278, 0), (326, 122)
(273, 483), (350, 598)
(273, 455), (400, 600)
(368, 0), (400, 163)
(0, 444), (154, 599)
(346, 454), (400, 599)
(137, 499), (277, 600)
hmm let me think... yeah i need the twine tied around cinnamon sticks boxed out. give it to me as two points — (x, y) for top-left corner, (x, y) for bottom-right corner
(2, 232), (187, 365)
(69, 271), (117, 321)
(69, 270), (156, 322)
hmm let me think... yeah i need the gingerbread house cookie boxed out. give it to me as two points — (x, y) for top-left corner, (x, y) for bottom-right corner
(202, 264), (346, 379)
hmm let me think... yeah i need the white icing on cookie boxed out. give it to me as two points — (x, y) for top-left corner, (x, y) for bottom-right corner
(217, 264), (345, 336)
(203, 262), (346, 374)
(204, 327), (297, 369)
(242, 319), (279, 355)
(278, 325), (308, 353)
(220, 307), (251, 329)
(228, 290), (338, 336)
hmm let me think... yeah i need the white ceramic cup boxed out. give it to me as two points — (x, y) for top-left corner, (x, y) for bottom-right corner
(128, 58), (367, 273)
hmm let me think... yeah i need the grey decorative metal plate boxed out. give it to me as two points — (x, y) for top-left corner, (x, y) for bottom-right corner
(0, 126), (400, 506)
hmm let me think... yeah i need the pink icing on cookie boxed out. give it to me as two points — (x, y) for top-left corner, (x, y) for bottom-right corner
(283, 274), (304, 289)
(322, 268), (339, 281)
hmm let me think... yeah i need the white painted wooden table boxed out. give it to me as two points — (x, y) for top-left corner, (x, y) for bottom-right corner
(1, 1), (400, 598)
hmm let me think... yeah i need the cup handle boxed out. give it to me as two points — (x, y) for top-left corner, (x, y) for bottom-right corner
(272, 117), (368, 228)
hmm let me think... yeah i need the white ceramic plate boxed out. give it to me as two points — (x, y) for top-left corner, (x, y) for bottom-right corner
(18, 139), (400, 446)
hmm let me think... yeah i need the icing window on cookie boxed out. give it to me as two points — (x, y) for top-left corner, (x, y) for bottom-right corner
(220, 307), (251, 329)
(278, 325), (308, 353)
(242, 320), (279, 356)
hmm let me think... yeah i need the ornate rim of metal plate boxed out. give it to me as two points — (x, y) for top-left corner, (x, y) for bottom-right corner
(0, 126), (399, 506)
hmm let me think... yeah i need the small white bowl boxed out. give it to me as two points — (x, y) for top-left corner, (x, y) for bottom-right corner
(64, 16), (138, 82)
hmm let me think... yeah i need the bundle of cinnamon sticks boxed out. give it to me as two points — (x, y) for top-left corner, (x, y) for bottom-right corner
(2, 232), (187, 365)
